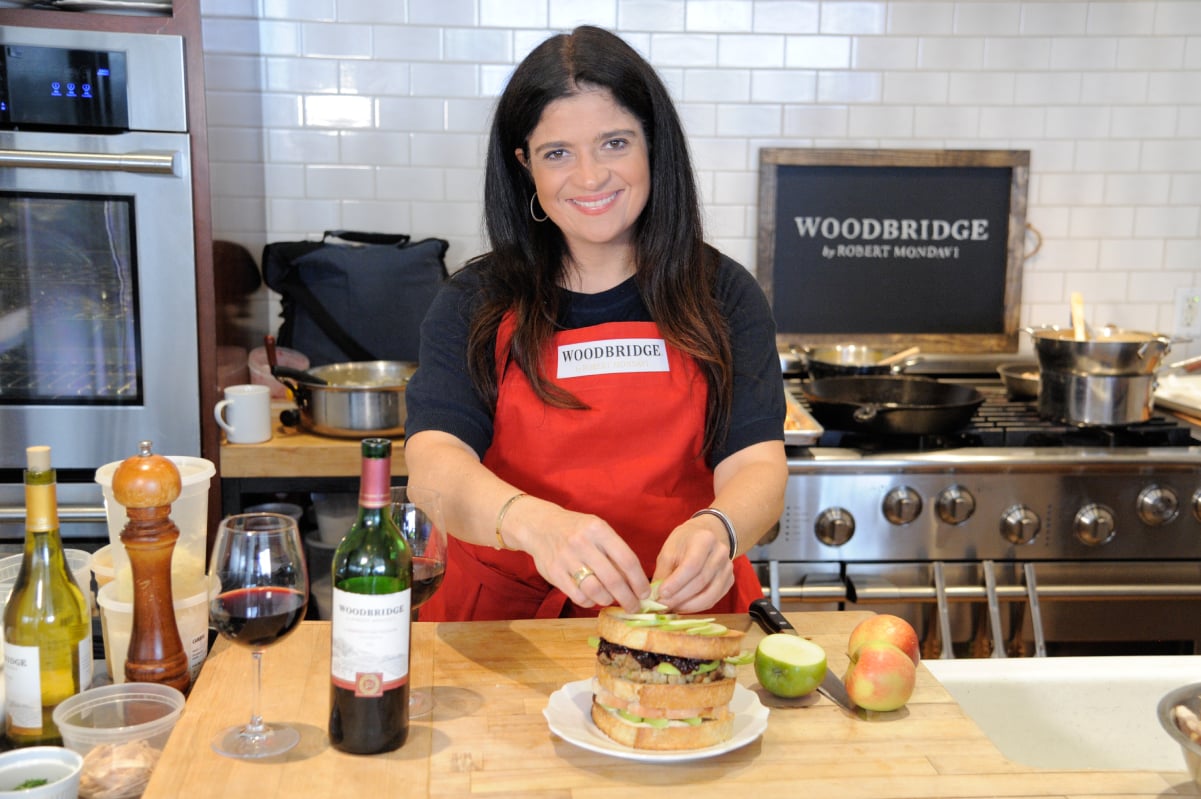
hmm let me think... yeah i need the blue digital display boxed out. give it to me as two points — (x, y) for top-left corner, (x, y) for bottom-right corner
(0, 44), (128, 130)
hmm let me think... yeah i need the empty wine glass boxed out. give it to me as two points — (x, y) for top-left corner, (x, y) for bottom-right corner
(391, 485), (447, 717)
(209, 512), (309, 758)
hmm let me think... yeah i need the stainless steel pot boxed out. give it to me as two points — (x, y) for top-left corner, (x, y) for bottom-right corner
(997, 363), (1040, 401)
(276, 360), (416, 438)
(1027, 325), (1171, 375)
(804, 344), (922, 379)
(1038, 371), (1156, 427)
(779, 344), (806, 376)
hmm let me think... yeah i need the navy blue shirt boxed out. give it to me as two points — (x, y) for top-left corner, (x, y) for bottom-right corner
(405, 253), (784, 469)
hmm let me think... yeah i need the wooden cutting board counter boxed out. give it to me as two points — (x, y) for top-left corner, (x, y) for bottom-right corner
(218, 401), (407, 479)
(142, 611), (1194, 798)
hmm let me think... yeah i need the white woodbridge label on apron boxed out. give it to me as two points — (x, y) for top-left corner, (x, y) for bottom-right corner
(556, 338), (670, 379)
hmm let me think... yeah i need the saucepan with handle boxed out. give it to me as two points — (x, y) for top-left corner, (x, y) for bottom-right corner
(804, 344), (923, 379)
(275, 360), (417, 438)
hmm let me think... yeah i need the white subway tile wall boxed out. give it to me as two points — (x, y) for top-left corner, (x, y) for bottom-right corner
(199, 0), (1201, 354)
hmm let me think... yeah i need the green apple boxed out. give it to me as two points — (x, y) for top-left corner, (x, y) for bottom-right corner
(754, 633), (828, 698)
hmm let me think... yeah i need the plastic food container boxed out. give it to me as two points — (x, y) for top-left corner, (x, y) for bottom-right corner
(0, 549), (94, 654)
(0, 746), (83, 799)
(52, 683), (185, 799)
(304, 531), (337, 620)
(97, 575), (217, 684)
(311, 491), (356, 543)
(249, 344), (309, 398)
(94, 456), (215, 600)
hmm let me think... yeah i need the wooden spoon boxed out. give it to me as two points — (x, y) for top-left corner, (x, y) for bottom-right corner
(878, 346), (921, 367)
(1070, 292), (1087, 341)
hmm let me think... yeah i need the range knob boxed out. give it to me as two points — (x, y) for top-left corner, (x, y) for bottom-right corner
(1136, 485), (1179, 526)
(1074, 503), (1116, 547)
(1000, 504), (1040, 545)
(935, 485), (975, 525)
(882, 486), (922, 526)
(1194, 490), (1201, 523)
(815, 507), (855, 547)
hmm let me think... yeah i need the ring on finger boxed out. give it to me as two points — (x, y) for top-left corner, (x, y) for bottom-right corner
(572, 565), (595, 587)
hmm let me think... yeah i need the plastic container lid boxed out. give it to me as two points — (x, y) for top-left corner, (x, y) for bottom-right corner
(52, 683), (185, 750)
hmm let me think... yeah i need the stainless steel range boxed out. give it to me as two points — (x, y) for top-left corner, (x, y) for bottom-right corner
(751, 374), (1201, 658)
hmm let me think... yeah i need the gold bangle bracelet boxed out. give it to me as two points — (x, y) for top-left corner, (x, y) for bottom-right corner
(494, 492), (529, 550)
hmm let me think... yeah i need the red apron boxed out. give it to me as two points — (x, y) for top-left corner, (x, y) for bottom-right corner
(419, 315), (761, 621)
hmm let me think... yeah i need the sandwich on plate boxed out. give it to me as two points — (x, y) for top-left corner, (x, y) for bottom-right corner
(591, 606), (747, 750)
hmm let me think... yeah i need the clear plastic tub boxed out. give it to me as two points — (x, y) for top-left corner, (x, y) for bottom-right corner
(94, 456), (215, 601)
(304, 531), (337, 620)
(97, 575), (216, 685)
(1, 549), (94, 654)
(52, 683), (184, 799)
(311, 491), (356, 543)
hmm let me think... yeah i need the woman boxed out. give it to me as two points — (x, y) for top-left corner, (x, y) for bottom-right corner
(404, 26), (786, 621)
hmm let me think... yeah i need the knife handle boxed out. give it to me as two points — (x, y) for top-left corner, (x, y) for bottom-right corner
(749, 597), (796, 634)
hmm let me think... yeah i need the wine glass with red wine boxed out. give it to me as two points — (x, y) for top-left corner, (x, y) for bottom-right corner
(208, 512), (309, 758)
(391, 485), (446, 717)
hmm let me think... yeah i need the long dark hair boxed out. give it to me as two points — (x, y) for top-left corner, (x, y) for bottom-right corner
(465, 25), (732, 456)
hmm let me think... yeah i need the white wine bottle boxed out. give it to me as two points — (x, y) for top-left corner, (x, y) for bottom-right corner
(4, 445), (93, 748)
(328, 438), (411, 754)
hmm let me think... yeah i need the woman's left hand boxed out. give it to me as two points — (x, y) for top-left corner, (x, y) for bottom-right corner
(650, 517), (735, 613)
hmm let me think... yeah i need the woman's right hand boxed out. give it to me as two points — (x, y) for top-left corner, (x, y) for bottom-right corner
(505, 497), (650, 613)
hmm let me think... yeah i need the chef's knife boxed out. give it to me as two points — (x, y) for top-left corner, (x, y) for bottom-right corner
(749, 597), (856, 713)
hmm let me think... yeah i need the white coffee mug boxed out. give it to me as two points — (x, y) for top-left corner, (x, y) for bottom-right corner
(214, 384), (272, 444)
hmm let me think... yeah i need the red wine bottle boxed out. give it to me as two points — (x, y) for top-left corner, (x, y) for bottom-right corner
(328, 438), (411, 754)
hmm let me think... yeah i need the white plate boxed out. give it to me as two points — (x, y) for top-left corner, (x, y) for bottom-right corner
(543, 679), (768, 762)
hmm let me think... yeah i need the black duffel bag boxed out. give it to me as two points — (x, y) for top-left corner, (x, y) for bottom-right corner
(262, 230), (448, 366)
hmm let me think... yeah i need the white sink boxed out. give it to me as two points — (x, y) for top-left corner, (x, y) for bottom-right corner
(925, 655), (1200, 771)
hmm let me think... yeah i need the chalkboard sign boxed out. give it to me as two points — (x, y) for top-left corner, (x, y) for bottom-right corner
(758, 149), (1029, 354)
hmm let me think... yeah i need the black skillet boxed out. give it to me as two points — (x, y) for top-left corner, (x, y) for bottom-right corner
(800, 376), (985, 436)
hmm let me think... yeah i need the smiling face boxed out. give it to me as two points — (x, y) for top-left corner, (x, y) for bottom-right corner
(519, 86), (651, 271)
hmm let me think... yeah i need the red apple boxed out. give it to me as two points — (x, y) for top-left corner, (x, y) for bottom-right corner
(847, 614), (920, 665)
(844, 640), (916, 712)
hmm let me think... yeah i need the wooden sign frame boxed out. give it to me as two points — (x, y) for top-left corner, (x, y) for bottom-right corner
(757, 148), (1030, 354)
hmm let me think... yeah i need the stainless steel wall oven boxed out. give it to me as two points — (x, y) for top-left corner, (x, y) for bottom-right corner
(0, 25), (199, 545)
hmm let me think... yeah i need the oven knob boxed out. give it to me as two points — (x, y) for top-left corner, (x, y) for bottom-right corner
(882, 487), (922, 526)
(1136, 485), (1179, 526)
(1074, 503), (1116, 547)
(815, 507), (855, 547)
(935, 485), (975, 525)
(1000, 504), (1040, 545)
(1194, 490), (1201, 523)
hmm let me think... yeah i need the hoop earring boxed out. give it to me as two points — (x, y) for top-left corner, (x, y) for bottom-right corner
(529, 193), (548, 223)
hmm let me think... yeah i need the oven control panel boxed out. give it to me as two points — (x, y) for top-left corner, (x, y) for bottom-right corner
(0, 43), (128, 131)
(753, 447), (1201, 562)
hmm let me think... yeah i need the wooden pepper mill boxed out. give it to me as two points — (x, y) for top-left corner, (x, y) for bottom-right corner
(112, 440), (192, 694)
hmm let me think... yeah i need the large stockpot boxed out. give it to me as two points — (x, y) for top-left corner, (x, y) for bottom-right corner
(1038, 370), (1156, 427)
(804, 344), (922, 379)
(1027, 325), (1171, 376)
(275, 360), (416, 438)
(800, 376), (986, 435)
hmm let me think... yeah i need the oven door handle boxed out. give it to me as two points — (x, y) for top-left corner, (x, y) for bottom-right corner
(0, 148), (180, 176)
(0, 505), (107, 525)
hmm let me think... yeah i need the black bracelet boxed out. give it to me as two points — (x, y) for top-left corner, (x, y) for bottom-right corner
(691, 507), (738, 560)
